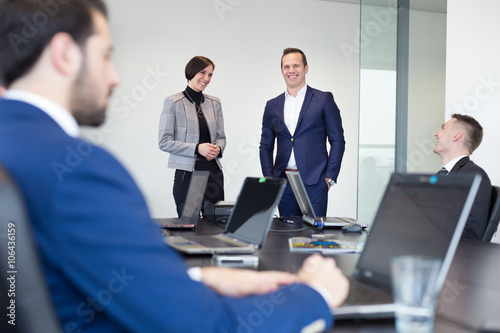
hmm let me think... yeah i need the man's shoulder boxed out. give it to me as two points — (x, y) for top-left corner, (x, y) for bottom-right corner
(267, 92), (285, 104)
(456, 157), (491, 182)
(306, 86), (333, 98)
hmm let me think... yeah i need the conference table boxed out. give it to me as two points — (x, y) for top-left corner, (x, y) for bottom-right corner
(167, 218), (500, 332)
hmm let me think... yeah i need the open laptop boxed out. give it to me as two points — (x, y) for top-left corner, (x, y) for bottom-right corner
(334, 172), (481, 320)
(285, 170), (366, 228)
(152, 170), (209, 229)
(165, 177), (286, 254)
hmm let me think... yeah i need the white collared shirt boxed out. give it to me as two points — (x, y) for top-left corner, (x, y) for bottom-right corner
(284, 85), (307, 169)
(2, 90), (79, 138)
(442, 155), (469, 173)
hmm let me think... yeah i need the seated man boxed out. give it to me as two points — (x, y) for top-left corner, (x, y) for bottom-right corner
(0, 0), (348, 332)
(433, 113), (492, 239)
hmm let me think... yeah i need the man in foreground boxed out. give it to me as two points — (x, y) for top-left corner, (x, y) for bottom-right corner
(433, 113), (492, 239)
(0, 0), (348, 331)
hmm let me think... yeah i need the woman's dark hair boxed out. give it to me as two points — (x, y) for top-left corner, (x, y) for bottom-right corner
(0, 0), (108, 87)
(185, 56), (215, 81)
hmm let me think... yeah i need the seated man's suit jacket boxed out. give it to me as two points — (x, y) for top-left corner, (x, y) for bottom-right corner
(259, 86), (345, 185)
(0, 99), (332, 332)
(449, 156), (492, 240)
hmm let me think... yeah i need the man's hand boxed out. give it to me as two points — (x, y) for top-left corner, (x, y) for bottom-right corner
(198, 143), (220, 161)
(324, 178), (333, 190)
(200, 267), (298, 297)
(297, 254), (349, 309)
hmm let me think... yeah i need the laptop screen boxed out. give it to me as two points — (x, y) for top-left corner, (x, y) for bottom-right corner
(225, 177), (286, 245)
(285, 171), (317, 220)
(355, 173), (480, 289)
(181, 171), (209, 223)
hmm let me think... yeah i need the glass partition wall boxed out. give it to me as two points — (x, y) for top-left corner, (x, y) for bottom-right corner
(358, 0), (398, 223)
(357, 0), (447, 223)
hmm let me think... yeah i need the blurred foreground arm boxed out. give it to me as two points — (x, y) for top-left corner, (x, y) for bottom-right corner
(200, 267), (298, 297)
(198, 254), (349, 309)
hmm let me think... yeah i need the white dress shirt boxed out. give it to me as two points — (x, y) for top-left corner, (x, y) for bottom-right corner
(2, 90), (79, 138)
(442, 154), (469, 173)
(284, 85), (307, 169)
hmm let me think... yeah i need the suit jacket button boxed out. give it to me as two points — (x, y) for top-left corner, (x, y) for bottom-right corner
(291, 137), (294, 142)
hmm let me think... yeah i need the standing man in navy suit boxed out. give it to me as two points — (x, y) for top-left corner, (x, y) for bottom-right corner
(433, 113), (492, 239)
(260, 48), (345, 217)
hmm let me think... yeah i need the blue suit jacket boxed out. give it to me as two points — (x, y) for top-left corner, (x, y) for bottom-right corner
(448, 156), (492, 240)
(259, 86), (345, 185)
(0, 100), (332, 332)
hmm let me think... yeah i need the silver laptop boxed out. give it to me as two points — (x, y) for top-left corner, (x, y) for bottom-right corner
(334, 172), (481, 320)
(152, 170), (209, 229)
(165, 177), (286, 254)
(285, 170), (366, 228)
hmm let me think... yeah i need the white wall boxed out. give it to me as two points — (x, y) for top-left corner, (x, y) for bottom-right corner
(81, 0), (360, 219)
(447, 0), (500, 243)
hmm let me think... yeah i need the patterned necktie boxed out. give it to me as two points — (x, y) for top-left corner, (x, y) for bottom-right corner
(436, 167), (448, 175)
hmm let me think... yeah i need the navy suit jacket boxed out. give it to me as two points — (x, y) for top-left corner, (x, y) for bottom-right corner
(448, 156), (492, 240)
(259, 86), (345, 185)
(0, 99), (332, 332)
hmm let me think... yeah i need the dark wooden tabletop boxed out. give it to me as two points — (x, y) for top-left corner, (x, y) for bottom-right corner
(166, 218), (500, 332)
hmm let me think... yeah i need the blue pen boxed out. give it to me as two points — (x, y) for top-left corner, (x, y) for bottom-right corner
(283, 219), (294, 224)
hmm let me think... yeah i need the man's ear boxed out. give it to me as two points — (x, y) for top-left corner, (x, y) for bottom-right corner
(49, 32), (82, 77)
(452, 130), (463, 142)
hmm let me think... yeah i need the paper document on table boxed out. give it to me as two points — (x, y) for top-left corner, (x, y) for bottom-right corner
(288, 237), (364, 254)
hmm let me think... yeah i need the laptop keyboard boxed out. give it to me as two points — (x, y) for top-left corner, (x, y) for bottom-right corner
(153, 218), (193, 227)
(185, 235), (241, 248)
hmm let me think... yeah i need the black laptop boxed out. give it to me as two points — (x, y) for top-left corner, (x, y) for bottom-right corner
(152, 170), (209, 229)
(334, 172), (481, 319)
(165, 177), (286, 254)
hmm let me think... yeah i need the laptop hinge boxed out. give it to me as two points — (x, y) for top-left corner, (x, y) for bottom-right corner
(303, 215), (316, 226)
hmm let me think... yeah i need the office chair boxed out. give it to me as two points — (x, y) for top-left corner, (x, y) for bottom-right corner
(482, 185), (500, 242)
(0, 164), (61, 332)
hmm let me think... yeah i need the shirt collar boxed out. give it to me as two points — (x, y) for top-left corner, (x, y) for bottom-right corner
(2, 90), (79, 137)
(443, 155), (469, 172)
(285, 84), (307, 100)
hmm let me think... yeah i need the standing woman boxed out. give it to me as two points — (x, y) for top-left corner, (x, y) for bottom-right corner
(159, 56), (226, 216)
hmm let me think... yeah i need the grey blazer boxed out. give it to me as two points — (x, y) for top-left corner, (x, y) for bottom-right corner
(158, 92), (226, 171)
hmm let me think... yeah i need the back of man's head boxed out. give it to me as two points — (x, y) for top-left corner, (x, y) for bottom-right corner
(452, 113), (483, 154)
(0, 0), (107, 87)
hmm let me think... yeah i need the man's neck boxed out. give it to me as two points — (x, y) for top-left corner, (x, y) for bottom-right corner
(286, 83), (306, 97)
(9, 76), (71, 112)
(441, 151), (470, 166)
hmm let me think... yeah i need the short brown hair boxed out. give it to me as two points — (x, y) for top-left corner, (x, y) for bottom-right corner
(452, 113), (483, 154)
(281, 48), (307, 68)
(0, 0), (107, 87)
(185, 56), (215, 81)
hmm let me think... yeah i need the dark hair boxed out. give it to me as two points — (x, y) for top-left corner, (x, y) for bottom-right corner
(281, 48), (308, 68)
(0, 0), (108, 87)
(185, 56), (215, 81)
(452, 113), (483, 153)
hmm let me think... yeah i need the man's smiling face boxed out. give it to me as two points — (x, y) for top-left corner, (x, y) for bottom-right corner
(281, 52), (308, 93)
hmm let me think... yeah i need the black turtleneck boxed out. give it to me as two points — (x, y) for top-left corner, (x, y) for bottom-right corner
(183, 86), (211, 159)
(183, 85), (204, 105)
